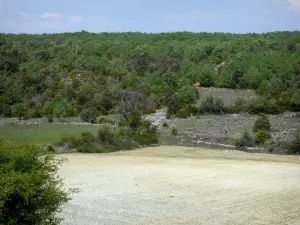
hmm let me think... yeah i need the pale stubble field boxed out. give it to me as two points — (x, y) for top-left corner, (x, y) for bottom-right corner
(59, 146), (300, 225)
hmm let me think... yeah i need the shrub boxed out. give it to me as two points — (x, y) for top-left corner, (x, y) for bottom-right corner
(225, 98), (247, 113)
(97, 125), (115, 144)
(12, 103), (28, 120)
(0, 138), (70, 225)
(127, 112), (142, 129)
(227, 98), (281, 115)
(171, 127), (178, 136)
(98, 116), (106, 124)
(162, 121), (168, 127)
(81, 132), (95, 143)
(119, 119), (129, 127)
(47, 145), (56, 153)
(56, 135), (78, 148)
(177, 85), (199, 104)
(247, 98), (281, 114)
(166, 94), (182, 115)
(286, 128), (300, 154)
(235, 130), (254, 147)
(185, 104), (200, 116)
(175, 109), (190, 118)
(200, 95), (225, 114)
(263, 99), (281, 114)
(2, 104), (12, 117)
(47, 115), (54, 123)
(255, 130), (271, 144)
(27, 108), (42, 118)
(166, 113), (171, 119)
(56, 116), (158, 153)
(115, 126), (128, 138)
(134, 120), (158, 145)
(173, 105), (200, 119)
(253, 114), (271, 132)
(80, 108), (98, 123)
(98, 116), (114, 125)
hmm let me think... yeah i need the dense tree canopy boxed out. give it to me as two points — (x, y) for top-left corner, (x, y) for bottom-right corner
(0, 31), (300, 117)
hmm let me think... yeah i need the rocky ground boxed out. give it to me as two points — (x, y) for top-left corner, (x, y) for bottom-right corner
(59, 147), (300, 225)
(159, 113), (300, 150)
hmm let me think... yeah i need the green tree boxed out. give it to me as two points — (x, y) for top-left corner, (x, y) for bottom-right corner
(53, 99), (68, 122)
(0, 138), (70, 225)
(12, 103), (28, 120)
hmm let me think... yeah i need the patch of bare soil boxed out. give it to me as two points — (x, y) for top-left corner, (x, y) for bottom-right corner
(59, 146), (300, 225)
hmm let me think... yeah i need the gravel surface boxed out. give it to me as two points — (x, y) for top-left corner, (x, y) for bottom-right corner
(59, 146), (300, 225)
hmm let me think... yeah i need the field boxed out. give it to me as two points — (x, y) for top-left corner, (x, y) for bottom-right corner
(0, 120), (100, 144)
(59, 146), (300, 225)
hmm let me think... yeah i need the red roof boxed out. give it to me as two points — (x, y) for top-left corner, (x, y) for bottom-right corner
(194, 81), (200, 87)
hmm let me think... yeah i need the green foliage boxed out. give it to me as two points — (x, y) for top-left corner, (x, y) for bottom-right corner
(253, 114), (271, 132)
(235, 130), (254, 148)
(200, 95), (225, 114)
(27, 108), (42, 119)
(97, 125), (115, 144)
(67, 100), (77, 117)
(12, 103), (28, 119)
(0, 138), (70, 225)
(227, 97), (281, 114)
(246, 98), (280, 114)
(98, 116), (114, 124)
(42, 94), (69, 120)
(57, 115), (158, 152)
(127, 112), (142, 129)
(166, 94), (182, 115)
(80, 108), (98, 123)
(177, 85), (199, 104)
(286, 128), (300, 154)
(53, 100), (68, 121)
(47, 115), (54, 123)
(133, 120), (158, 145)
(184, 104), (200, 116)
(171, 127), (178, 136)
(255, 130), (271, 144)
(175, 109), (190, 118)
(162, 121), (169, 127)
(1, 31), (300, 117)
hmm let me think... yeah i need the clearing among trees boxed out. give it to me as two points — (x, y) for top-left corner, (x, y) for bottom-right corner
(59, 146), (300, 225)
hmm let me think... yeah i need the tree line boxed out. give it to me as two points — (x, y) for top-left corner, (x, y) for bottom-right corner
(1, 31), (300, 119)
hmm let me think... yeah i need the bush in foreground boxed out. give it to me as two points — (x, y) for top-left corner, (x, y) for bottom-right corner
(0, 138), (70, 225)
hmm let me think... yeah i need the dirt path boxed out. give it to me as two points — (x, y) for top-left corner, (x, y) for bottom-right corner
(59, 146), (300, 225)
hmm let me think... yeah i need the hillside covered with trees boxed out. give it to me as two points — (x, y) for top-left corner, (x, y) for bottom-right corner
(1, 31), (300, 120)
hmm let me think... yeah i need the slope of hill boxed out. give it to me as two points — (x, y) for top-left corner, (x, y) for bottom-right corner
(0, 31), (300, 118)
